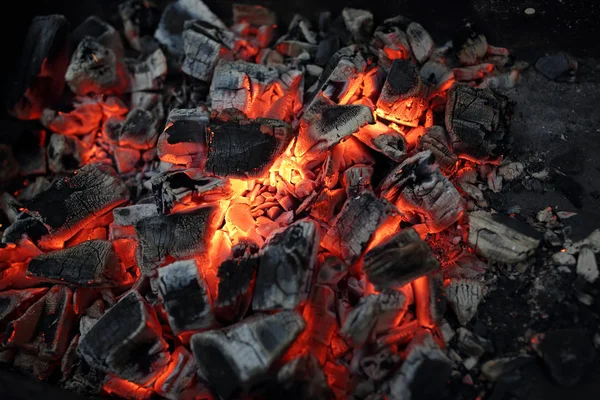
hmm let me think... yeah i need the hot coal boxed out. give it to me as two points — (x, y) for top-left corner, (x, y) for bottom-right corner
(107, 109), (159, 150)
(157, 107), (211, 166)
(0, 288), (48, 339)
(416, 125), (457, 173)
(274, 353), (332, 399)
(47, 133), (85, 173)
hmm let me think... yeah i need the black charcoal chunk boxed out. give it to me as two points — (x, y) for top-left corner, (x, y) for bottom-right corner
(416, 125), (457, 172)
(252, 220), (319, 311)
(275, 354), (333, 399)
(119, 0), (162, 52)
(47, 133), (85, 173)
(110, 109), (159, 150)
(535, 53), (578, 82)
(157, 107), (211, 166)
(0, 288), (48, 337)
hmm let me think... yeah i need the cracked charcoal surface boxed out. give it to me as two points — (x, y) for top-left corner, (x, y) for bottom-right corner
(117, 109), (158, 150)
(215, 248), (258, 324)
(182, 27), (222, 81)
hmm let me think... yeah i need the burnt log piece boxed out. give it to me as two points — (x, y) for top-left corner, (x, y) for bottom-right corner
(322, 191), (394, 263)
(342, 165), (373, 197)
(353, 122), (407, 162)
(119, 0), (162, 52)
(0, 145), (20, 188)
(446, 278), (486, 326)
(6, 15), (69, 120)
(416, 125), (457, 173)
(78, 291), (170, 384)
(151, 168), (230, 214)
(157, 259), (215, 335)
(467, 211), (541, 263)
(26, 240), (125, 287)
(153, 346), (199, 400)
(127, 48), (167, 110)
(214, 243), (259, 325)
(190, 310), (305, 399)
(445, 83), (514, 162)
(47, 133), (86, 173)
(340, 289), (407, 347)
(65, 37), (129, 96)
(106, 109), (159, 150)
(406, 22), (435, 64)
(275, 353), (333, 399)
(295, 98), (374, 159)
(72, 16), (124, 58)
(26, 163), (129, 249)
(41, 97), (104, 135)
(363, 228), (440, 290)
(342, 8), (373, 44)
(4, 285), (74, 361)
(157, 107), (211, 166)
(252, 220), (319, 311)
(205, 112), (293, 178)
(134, 205), (220, 276)
(113, 204), (158, 226)
(0, 288), (48, 340)
(380, 151), (464, 233)
(375, 59), (429, 127)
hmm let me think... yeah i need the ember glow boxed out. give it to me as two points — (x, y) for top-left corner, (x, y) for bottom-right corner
(0, 1), (523, 399)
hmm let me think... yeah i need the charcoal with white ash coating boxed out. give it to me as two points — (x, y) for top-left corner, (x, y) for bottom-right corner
(113, 204), (158, 226)
(26, 240), (126, 287)
(252, 220), (319, 311)
(157, 259), (215, 336)
(118, 0), (162, 52)
(71, 16), (124, 58)
(342, 8), (373, 44)
(363, 228), (440, 290)
(340, 288), (407, 346)
(151, 168), (231, 214)
(273, 353), (333, 399)
(153, 346), (203, 400)
(322, 191), (394, 263)
(380, 151), (464, 233)
(205, 112), (293, 178)
(47, 133), (86, 173)
(416, 125), (457, 173)
(134, 205), (220, 276)
(467, 211), (541, 263)
(445, 83), (514, 162)
(214, 243), (259, 325)
(190, 311), (305, 399)
(78, 291), (170, 384)
(360, 346), (401, 382)
(0, 288), (48, 340)
(445, 278), (486, 326)
(353, 122), (408, 162)
(105, 108), (158, 150)
(157, 107), (211, 166)
(370, 19), (411, 69)
(376, 59), (429, 127)
(20, 163), (129, 249)
(5, 15), (69, 120)
(126, 48), (168, 111)
(342, 164), (373, 197)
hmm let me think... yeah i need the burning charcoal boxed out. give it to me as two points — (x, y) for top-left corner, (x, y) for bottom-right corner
(316, 254), (348, 286)
(65, 37), (129, 96)
(297, 284), (338, 364)
(0, 288), (48, 339)
(151, 169), (230, 214)
(406, 22), (435, 64)
(134, 205), (220, 275)
(119, 0), (162, 52)
(353, 122), (407, 162)
(375, 59), (428, 127)
(154, 0), (226, 56)
(420, 61), (454, 90)
(342, 165), (373, 197)
(387, 331), (452, 399)
(360, 347), (400, 381)
(381, 151), (464, 233)
(295, 98), (374, 159)
(1, 193), (22, 225)
(275, 354), (332, 399)
(446, 278), (486, 326)
(233, 4), (276, 26)
(205, 113), (293, 178)
(413, 273), (446, 328)
(26, 240), (125, 287)
(41, 97), (103, 136)
(458, 33), (488, 65)
(157, 107), (211, 166)
(109, 109), (159, 150)
(47, 133), (86, 173)
(342, 8), (373, 43)
(322, 191), (393, 263)
(157, 259), (215, 335)
(340, 289), (407, 346)
(363, 228), (440, 290)
(214, 243), (259, 324)
(453, 63), (495, 81)
(190, 311), (305, 399)
(416, 125), (457, 173)
(0, 145), (20, 188)
(72, 16), (124, 58)
(4, 285), (74, 361)
(6, 15), (69, 120)
(78, 291), (169, 384)
(26, 164), (129, 249)
(467, 211), (541, 263)
(153, 347), (199, 400)
(535, 53), (578, 82)
(253, 220), (319, 311)
(445, 83), (513, 162)
(370, 23), (410, 69)
(113, 147), (140, 174)
(181, 21), (233, 82)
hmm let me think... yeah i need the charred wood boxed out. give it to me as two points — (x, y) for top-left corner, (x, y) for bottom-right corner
(119, 0), (162, 52)
(47, 133), (85, 173)
(342, 165), (373, 197)
(157, 107), (211, 166)
(353, 123), (407, 162)
(416, 125), (457, 173)
(275, 354), (333, 399)
(72, 16), (124, 58)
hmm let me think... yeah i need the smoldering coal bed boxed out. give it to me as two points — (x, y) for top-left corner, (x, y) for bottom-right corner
(1, 1), (597, 400)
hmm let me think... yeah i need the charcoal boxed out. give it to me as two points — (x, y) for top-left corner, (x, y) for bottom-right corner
(342, 165), (373, 197)
(375, 59), (428, 127)
(535, 53), (578, 82)
(300, 284), (338, 364)
(17, 180), (51, 205)
(127, 48), (168, 95)
(0, 288), (48, 339)
(380, 151), (464, 233)
(456, 327), (493, 368)
(0, 145), (20, 188)
(363, 228), (440, 290)
(275, 354), (332, 399)
(181, 21), (233, 81)
(151, 169), (230, 214)
(376, 319), (419, 347)
(157, 259), (215, 335)
(26, 164), (129, 249)
(41, 97), (104, 135)
(153, 347), (198, 400)
(157, 107), (211, 166)
(110, 109), (159, 150)
(577, 247), (598, 283)
(322, 191), (393, 263)
(457, 33), (488, 65)
(413, 272), (446, 328)
(119, 0), (162, 52)
(78, 291), (169, 384)
(295, 98), (374, 159)
(316, 254), (348, 286)
(445, 83), (513, 162)
(370, 25), (410, 69)
(354, 122), (407, 162)
(420, 61), (454, 89)
(340, 289), (407, 346)
(342, 8), (373, 43)
(12, 129), (48, 177)
(416, 125), (457, 172)
(315, 36), (340, 67)
(453, 63), (495, 81)
(4, 285), (74, 361)
(72, 16), (124, 58)
(406, 22), (434, 64)
(113, 147), (140, 173)
(65, 37), (129, 95)
(387, 331), (452, 399)
(6, 15), (69, 120)
(47, 133), (85, 173)
(190, 311), (305, 399)
(467, 211), (541, 263)
(214, 243), (259, 324)
(134, 205), (220, 275)
(0, 193), (22, 225)
(252, 220), (319, 311)
(205, 113), (293, 178)
(360, 347), (400, 381)
(233, 4), (276, 26)
(26, 240), (125, 287)
(446, 278), (486, 326)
